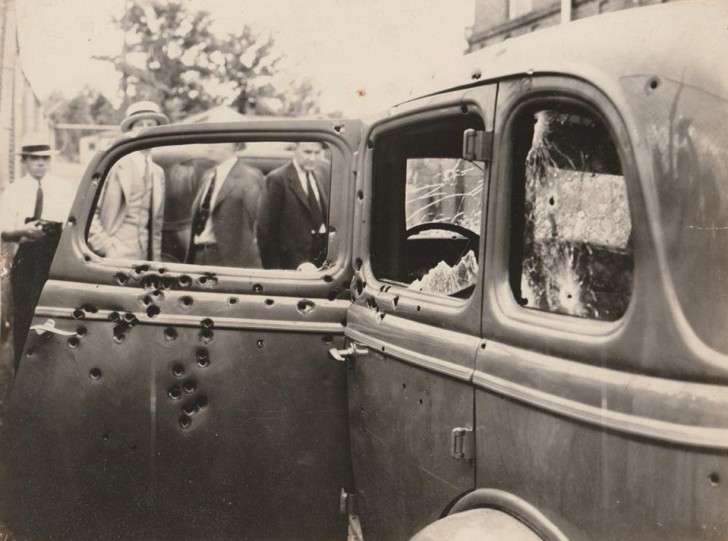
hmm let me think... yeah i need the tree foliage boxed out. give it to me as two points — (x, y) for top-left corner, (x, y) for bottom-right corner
(95, 0), (320, 120)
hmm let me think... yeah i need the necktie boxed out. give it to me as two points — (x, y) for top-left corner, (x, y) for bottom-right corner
(32, 181), (43, 221)
(144, 156), (154, 260)
(306, 172), (324, 227)
(192, 171), (217, 236)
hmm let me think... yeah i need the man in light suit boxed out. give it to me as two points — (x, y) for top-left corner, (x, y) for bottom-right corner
(186, 142), (264, 268)
(88, 101), (168, 261)
(256, 142), (329, 270)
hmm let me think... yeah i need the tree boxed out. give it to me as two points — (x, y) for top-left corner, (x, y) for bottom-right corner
(45, 87), (122, 160)
(95, 0), (321, 120)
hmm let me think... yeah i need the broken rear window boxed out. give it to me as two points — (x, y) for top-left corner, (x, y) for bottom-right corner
(510, 106), (633, 321)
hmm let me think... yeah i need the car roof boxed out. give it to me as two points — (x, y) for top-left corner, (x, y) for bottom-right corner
(403, 2), (727, 105)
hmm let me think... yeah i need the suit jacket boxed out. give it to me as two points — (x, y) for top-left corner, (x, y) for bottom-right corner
(88, 152), (165, 260)
(256, 161), (329, 270)
(186, 159), (264, 268)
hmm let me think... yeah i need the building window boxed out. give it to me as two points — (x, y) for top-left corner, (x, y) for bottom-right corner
(509, 0), (533, 19)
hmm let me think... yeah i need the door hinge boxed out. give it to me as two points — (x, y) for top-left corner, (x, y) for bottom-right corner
(462, 129), (493, 163)
(451, 426), (474, 461)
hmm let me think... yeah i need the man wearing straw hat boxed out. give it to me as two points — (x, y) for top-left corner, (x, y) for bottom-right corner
(0, 133), (73, 363)
(88, 100), (168, 261)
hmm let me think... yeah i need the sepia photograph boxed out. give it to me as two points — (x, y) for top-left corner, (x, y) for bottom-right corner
(0, 0), (726, 539)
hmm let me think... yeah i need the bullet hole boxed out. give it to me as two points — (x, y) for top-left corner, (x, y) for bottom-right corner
(182, 402), (199, 416)
(379, 285), (386, 292)
(252, 283), (264, 294)
(133, 264), (150, 275)
(101, 433), (110, 441)
(366, 297), (378, 310)
(323, 274), (334, 283)
(172, 364), (185, 377)
(83, 255), (92, 263)
(179, 296), (193, 309)
(68, 336), (80, 349)
(354, 258), (363, 271)
(179, 275), (192, 288)
(168, 385), (182, 400)
(646, 76), (660, 93)
(518, 296), (529, 306)
(548, 196), (555, 206)
(113, 322), (131, 343)
(383, 285), (391, 292)
(392, 296), (399, 308)
(183, 380), (196, 394)
(196, 396), (209, 409)
(146, 305), (161, 318)
(228, 296), (238, 305)
(322, 335), (334, 344)
(264, 298), (274, 306)
(151, 289), (163, 299)
(199, 329), (214, 344)
(67, 216), (77, 226)
(355, 279), (365, 296)
(357, 190), (364, 201)
(360, 407), (365, 414)
(164, 327), (178, 341)
(114, 273), (130, 286)
(256, 339), (264, 348)
(328, 289), (341, 301)
(141, 295), (152, 306)
(402, 383), (407, 389)
(76, 326), (87, 337)
(334, 124), (345, 133)
(480, 342), (486, 350)
(366, 140), (373, 149)
(141, 275), (161, 290)
(123, 312), (139, 325)
(460, 104), (469, 114)
(26, 347), (35, 357)
(471, 69), (482, 80)
(418, 398), (424, 405)
(200, 318), (214, 329)
(198, 273), (218, 288)
(89, 368), (102, 380)
(196, 348), (210, 367)
(179, 415), (192, 429)
(72, 309), (85, 320)
(375, 312), (385, 324)
(416, 305), (421, 312)
(297, 299), (316, 315)
(709, 473), (720, 487)
(158, 267), (166, 275)
(380, 346), (385, 352)
(112, 332), (125, 344)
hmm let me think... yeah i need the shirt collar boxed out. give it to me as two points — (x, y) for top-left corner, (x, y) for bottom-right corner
(216, 156), (238, 181)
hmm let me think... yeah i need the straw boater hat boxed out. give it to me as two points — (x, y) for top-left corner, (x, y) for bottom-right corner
(16, 132), (58, 157)
(120, 101), (169, 132)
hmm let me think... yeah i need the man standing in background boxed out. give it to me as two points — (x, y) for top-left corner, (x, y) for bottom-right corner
(187, 142), (264, 268)
(0, 134), (74, 364)
(257, 142), (329, 270)
(88, 101), (167, 261)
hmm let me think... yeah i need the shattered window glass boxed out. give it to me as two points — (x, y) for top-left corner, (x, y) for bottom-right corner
(404, 158), (484, 296)
(513, 108), (633, 321)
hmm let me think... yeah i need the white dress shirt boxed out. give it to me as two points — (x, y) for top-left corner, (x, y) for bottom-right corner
(194, 156), (238, 245)
(0, 173), (75, 234)
(292, 159), (322, 203)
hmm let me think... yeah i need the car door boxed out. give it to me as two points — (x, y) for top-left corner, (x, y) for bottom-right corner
(0, 120), (362, 540)
(341, 85), (497, 540)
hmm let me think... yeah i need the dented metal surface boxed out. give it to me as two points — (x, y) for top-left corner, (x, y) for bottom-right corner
(2, 4), (728, 540)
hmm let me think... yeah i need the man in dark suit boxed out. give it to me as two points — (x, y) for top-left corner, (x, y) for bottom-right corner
(187, 142), (264, 267)
(256, 142), (329, 270)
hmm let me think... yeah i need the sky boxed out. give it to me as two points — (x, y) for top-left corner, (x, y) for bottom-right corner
(16, 0), (475, 117)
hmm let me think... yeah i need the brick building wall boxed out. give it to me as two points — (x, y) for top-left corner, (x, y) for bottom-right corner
(468, 0), (677, 50)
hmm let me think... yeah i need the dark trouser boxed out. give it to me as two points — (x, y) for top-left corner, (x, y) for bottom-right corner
(12, 232), (60, 366)
(189, 243), (222, 266)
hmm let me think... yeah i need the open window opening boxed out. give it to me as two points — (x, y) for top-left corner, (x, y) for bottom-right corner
(370, 112), (486, 298)
(509, 102), (633, 321)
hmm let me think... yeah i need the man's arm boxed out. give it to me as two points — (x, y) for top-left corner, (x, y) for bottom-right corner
(256, 174), (283, 270)
(87, 167), (123, 257)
